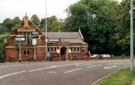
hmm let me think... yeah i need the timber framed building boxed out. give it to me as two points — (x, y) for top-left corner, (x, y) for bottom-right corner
(4, 15), (88, 61)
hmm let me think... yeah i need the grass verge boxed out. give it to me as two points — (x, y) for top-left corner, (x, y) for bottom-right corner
(99, 68), (135, 85)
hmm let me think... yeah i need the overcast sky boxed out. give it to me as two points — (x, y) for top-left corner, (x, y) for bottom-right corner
(0, 0), (122, 23)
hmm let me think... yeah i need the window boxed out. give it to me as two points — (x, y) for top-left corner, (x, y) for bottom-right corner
(24, 50), (30, 56)
(27, 51), (30, 55)
(48, 48), (50, 52)
(71, 48), (73, 51)
(82, 47), (85, 53)
(74, 48), (76, 52)
(24, 51), (26, 56)
(54, 48), (56, 51)
(51, 48), (53, 51)
(78, 47), (80, 52)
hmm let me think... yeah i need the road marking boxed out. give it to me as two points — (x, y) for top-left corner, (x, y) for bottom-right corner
(0, 70), (26, 79)
(64, 68), (82, 74)
(75, 63), (92, 66)
(104, 65), (117, 69)
(0, 64), (23, 69)
(108, 63), (123, 65)
(29, 64), (73, 72)
(48, 71), (56, 74)
(87, 65), (101, 68)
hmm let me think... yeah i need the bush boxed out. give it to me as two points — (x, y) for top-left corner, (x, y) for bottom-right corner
(0, 56), (5, 63)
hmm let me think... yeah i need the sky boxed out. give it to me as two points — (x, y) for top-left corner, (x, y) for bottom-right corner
(0, 0), (122, 23)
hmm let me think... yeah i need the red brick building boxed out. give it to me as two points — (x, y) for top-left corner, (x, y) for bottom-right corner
(4, 15), (46, 61)
(4, 15), (88, 62)
(46, 29), (88, 61)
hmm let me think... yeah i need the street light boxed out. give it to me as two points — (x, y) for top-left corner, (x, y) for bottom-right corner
(45, 0), (48, 60)
(130, 0), (134, 74)
(15, 35), (25, 63)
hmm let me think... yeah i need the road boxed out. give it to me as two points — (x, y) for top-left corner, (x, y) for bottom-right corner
(0, 60), (131, 85)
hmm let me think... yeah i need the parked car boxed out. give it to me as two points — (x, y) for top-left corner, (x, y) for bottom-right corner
(100, 54), (111, 59)
(91, 54), (99, 59)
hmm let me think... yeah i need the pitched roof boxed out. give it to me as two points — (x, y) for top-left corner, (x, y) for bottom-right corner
(43, 32), (87, 44)
(46, 32), (82, 39)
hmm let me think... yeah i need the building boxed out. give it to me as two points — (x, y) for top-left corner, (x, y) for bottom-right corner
(4, 15), (88, 62)
(47, 31), (88, 61)
(4, 15), (46, 62)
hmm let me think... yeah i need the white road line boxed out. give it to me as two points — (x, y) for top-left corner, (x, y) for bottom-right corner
(87, 65), (101, 68)
(108, 63), (123, 65)
(0, 64), (23, 69)
(0, 70), (26, 79)
(64, 68), (82, 74)
(75, 63), (92, 66)
(104, 65), (117, 69)
(29, 64), (73, 72)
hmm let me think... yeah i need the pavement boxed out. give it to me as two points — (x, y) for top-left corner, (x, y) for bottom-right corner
(0, 59), (131, 85)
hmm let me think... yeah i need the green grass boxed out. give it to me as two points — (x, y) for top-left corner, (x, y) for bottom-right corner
(99, 68), (135, 85)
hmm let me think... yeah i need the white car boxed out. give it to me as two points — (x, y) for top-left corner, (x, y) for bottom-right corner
(100, 54), (111, 58)
(91, 54), (99, 58)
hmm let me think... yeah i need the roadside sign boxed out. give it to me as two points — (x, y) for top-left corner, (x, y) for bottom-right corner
(32, 39), (37, 45)
(16, 35), (23, 38)
(46, 52), (51, 57)
(57, 49), (60, 53)
(15, 38), (25, 41)
(15, 41), (26, 45)
(68, 49), (71, 53)
(29, 35), (39, 39)
(32, 32), (38, 34)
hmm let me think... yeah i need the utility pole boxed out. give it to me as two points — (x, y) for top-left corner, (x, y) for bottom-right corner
(45, 0), (48, 60)
(34, 40), (36, 61)
(19, 39), (21, 62)
(130, 0), (134, 74)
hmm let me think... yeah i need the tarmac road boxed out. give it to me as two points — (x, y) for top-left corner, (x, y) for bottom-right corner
(0, 60), (131, 85)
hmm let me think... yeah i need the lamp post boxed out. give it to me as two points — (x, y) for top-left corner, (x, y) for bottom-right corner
(130, 0), (134, 74)
(19, 39), (21, 62)
(33, 39), (37, 61)
(45, 0), (48, 60)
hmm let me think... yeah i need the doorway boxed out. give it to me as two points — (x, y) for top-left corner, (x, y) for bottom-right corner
(60, 47), (67, 61)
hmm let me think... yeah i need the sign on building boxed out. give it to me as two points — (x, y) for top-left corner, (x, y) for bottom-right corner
(68, 49), (71, 53)
(32, 39), (37, 45)
(57, 49), (60, 53)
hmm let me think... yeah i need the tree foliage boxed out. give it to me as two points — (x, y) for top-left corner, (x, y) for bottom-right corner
(40, 16), (64, 32)
(0, 17), (21, 34)
(30, 14), (40, 27)
(64, 0), (119, 54)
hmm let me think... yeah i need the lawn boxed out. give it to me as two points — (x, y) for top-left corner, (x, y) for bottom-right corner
(99, 68), (135, 85)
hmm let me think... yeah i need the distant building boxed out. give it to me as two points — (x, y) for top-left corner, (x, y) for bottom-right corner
(47, 31), (88, 61)
(4, 15), (88, 62)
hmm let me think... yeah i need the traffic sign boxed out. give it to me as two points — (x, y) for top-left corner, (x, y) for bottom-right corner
(15, 38), (25, 41)
(29, 35), (39, 39)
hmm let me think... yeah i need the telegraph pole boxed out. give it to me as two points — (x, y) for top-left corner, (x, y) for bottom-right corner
(19, 39), (21, 62)
(45, 0), (48, 60)
(130, 0), (134, 74)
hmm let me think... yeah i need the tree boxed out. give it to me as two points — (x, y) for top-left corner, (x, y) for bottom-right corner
(2, 18), (13, 32)
(0, 17), (21, 33)
(0, 33), (8, 62)
(40, 16), (64, 32)
(12, 17), (21, 27)
(30, 14), (40, 27)
(64, 0), (119, 54)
